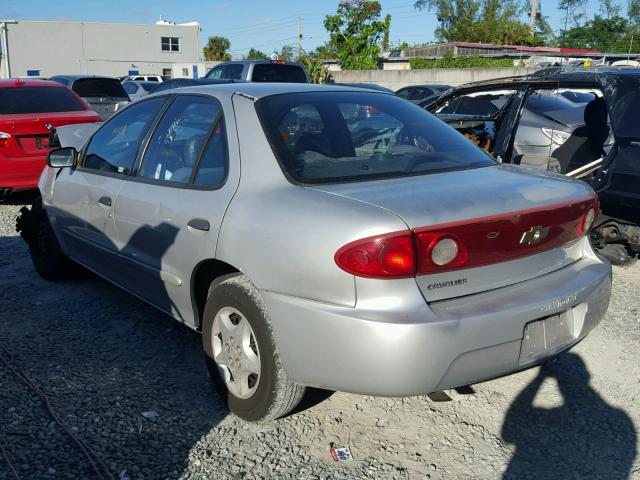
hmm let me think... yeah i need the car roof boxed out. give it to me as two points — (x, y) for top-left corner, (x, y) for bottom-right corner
(213, 60), (305, 67)
(151, 82), (395, 100)
(49, 75), (119, 81)
(0, 78), (66, 88)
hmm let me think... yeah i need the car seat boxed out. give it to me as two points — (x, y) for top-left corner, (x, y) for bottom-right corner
(553, 97), (609, 174)
(171, 134), (207, 182)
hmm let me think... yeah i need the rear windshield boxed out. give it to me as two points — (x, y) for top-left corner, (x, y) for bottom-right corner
(251, 64), (307, 83)
(256, 91), (495, 185)
(0, 86), (86, 114)
(72, 78), (128, 98)
(526, 93), (582, 115)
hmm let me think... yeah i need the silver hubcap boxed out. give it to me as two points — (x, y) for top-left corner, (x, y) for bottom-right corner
(211, 307), (261, 399)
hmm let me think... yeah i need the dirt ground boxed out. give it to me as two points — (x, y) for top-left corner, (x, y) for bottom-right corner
(1, 196), (638, 480)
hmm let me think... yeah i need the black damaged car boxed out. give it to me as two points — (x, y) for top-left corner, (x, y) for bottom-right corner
(427, 67), (640, 265)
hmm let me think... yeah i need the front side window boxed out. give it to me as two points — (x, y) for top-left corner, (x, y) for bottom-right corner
(257, 91), (495, 184)
(83, 97), (165, 174)
(161, 36), (180, 52)
(138, 96), (223, 185)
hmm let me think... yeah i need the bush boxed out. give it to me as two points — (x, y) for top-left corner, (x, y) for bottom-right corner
(409, 53), (517, 70)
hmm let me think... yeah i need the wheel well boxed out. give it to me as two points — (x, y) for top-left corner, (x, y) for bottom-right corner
(191, 259), (240, 330)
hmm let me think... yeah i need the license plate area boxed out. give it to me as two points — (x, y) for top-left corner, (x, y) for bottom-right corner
(519, 303), (588, 365)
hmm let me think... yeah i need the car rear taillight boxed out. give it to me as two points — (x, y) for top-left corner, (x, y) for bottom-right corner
(0, 132), (11, 147)
(335, 232), (415, 278)
(335, 196), (598, 279)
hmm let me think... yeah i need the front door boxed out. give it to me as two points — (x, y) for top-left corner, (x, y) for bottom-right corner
(49, 96), (168, 278)
(112, 94), (239, 327)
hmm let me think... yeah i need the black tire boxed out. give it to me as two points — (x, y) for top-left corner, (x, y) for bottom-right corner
(202, 274), (306, 421)
(17, 197), (77, 281)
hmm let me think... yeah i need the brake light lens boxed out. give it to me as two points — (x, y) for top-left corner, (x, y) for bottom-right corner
(335, 233), (415, 278)
(0, 132), (11, 147)
(335, 196), (598, 279)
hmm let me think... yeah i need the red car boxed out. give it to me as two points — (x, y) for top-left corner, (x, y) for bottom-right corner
(0, 79), (101, 194)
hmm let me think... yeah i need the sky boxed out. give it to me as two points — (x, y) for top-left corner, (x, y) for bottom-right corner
(0, 0), (609, 58)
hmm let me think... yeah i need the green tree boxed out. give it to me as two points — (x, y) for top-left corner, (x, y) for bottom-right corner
(557, 15), (635, 51)
(324, 1), (386, 70)
(558, 0), (588, 29)
(246, 48), (269, 60)
(278, 45), (296, 62)
(629, 0), (640, 28)
(299, 54), (333, 83)
(600, 0), (621, 18)
(382, 14), (391, 51)
(414, 0), (541, 45)
(203, 36), (231, 61)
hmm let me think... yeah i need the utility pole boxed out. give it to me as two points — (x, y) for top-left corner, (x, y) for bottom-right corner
(529, 0), (539, 37)
(297, 16), (302, 58)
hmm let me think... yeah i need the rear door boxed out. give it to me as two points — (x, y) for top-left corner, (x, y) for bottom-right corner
(113, 94), (240, 326)
(50, 97), (167, 277)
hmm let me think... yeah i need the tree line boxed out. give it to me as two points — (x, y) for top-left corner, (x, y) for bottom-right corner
(202, 0), (640, 72)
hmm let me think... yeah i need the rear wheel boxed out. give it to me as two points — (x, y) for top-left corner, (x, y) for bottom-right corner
(202, 275), (306, 421)
(17, 197), (77, 281)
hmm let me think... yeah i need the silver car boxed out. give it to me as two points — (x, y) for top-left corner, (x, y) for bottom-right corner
(18, 83), (612, 422)
(49, 75), (131, 120)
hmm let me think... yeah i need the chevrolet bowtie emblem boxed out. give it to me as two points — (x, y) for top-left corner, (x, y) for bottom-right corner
(520, 225), (550, 245)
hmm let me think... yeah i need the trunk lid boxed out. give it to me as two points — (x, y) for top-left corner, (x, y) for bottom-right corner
(314, 164), (596, 301)
(0, 111), (99, 158)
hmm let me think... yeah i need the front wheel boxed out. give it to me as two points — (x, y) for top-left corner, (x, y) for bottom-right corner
(16, 197), (77, 281)
(202, 275), (306, 421)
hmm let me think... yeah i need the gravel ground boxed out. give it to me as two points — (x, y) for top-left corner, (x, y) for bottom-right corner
(0, 194), (639, 480)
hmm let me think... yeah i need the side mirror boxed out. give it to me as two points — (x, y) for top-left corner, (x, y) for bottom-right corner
(47, 147), (77, 168)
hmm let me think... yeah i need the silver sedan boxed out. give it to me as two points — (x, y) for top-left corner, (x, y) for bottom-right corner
(18, 83), (611, 421)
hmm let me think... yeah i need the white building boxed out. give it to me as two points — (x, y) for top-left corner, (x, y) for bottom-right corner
(0, 19), (207, 79)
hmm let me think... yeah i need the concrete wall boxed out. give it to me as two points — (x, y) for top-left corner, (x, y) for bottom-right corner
(1, 20), (201, 78)
(331, 67), (539, 90)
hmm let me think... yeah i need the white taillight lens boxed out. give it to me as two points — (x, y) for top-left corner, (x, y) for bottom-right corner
(431, 238), (459, 266)
(0, 132), (11, 147)
(541, 127), (571, 146)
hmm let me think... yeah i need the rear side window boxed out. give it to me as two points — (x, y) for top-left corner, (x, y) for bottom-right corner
(257, 91), (495, 184)
(83, 97), (165, 174)
(252, 64), (307, 83)
(72, 78), (128, 98)
(207, 64), (244, 80)
(138, 95), (226, 186)
(0, 87), (86, 114)
(437, 90), (516, 116)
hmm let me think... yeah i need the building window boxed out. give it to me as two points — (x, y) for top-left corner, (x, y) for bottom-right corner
(182, 67), (189, 77)
(161, 36), (180, 52)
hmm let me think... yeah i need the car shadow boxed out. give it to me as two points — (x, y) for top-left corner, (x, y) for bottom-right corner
(501, 352), (637, 480)
(0, 219), (229, 479)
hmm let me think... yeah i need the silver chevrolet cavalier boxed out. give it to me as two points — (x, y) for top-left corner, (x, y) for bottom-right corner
(18, 83), (612, 421)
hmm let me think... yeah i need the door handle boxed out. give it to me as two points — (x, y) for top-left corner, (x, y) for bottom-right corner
(98, 196), (112, 207)
(187, 218), (210, 232)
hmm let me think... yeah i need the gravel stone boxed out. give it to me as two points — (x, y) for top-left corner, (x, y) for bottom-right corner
(0, 193), (638, 480)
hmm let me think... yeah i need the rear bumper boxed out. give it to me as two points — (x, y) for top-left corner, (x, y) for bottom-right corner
(263, 254), (611, 396)
(0, 152), (46, 191)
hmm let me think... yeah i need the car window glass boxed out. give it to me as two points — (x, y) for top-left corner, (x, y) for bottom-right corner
(207, 66), (224, 79)
(0, 87), (86, 114)
(260, 91), (495, 184)
(72, 78), (128, 98)
(138, 96), (220, 183)
(252, 64), (307, 83)
(83, 97), (165, 174)
(194, 119), (228, 186)
(223, 64), (244, 80)
(437, 90), (516, 116)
